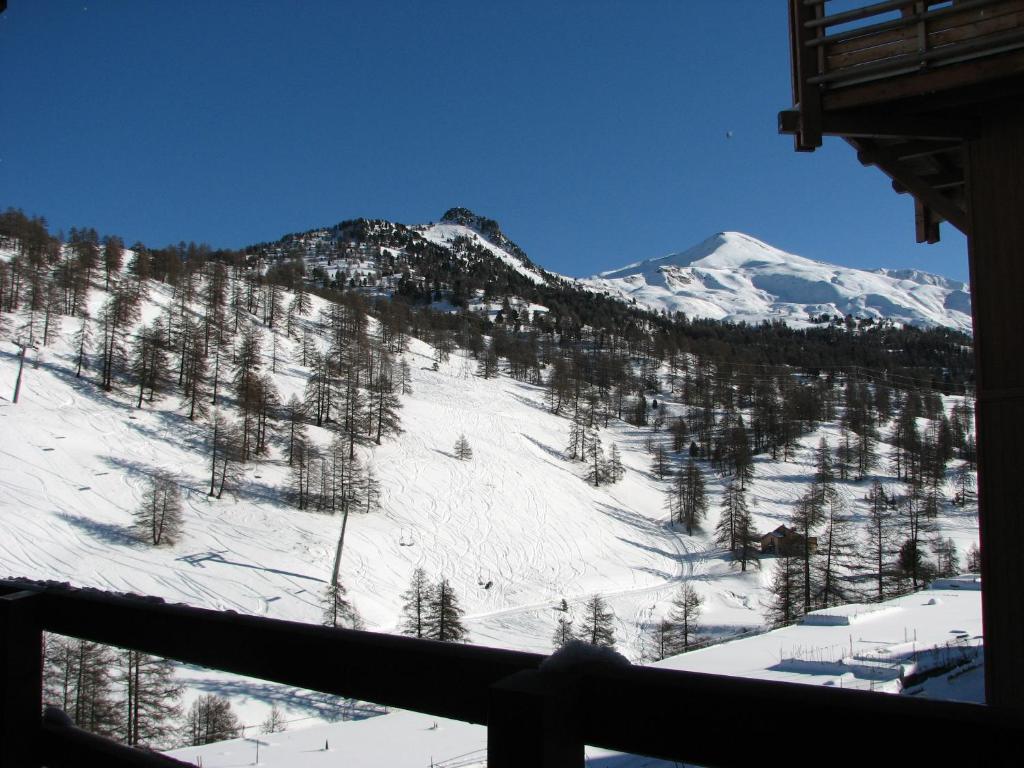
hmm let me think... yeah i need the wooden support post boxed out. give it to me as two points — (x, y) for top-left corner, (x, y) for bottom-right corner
(488, 670), (583, 768)
(0, 592), (43, 768)
(915, 199), (941, 244)
(965, 104), (1024, 715)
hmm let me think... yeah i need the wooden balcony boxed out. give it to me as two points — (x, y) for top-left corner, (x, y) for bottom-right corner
(3, 579), (1023, 767)
(781, 0), (1024, 242)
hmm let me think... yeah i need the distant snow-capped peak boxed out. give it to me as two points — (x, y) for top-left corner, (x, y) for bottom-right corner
(581, 232), (972, 332)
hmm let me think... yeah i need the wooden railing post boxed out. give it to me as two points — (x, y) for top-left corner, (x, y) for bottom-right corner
(488, 669), (583, 768)
(0, 592), (43, 768)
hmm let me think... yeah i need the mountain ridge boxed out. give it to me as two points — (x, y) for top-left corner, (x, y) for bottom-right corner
(579, 230), (972, 332)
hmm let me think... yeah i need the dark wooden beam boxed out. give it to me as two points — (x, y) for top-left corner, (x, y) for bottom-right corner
(823, 49), (1024, 111)
(965, 104), (1024, 716)
(0, 592), (42, 768)
(851, 138), (970, 233)
(915, 199), (942, 244)
(779, 108), (976, 141)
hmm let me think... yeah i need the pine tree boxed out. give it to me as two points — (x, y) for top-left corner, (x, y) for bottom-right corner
(208, 409), (240, 499)
(72, 313), (92, 378)
(668, 582), (703, 652)
(715, 480), (746, 554)
(454, 434), (473, 460)
(933, 537), (960, 578)
(185, 694), (241, 746)
(43, 635), (120, 738)
(765, 556), (805, 628)
(966, 542), (981, 573)
(734, 496), (761, 572)
(606, 443), (625, 483)
(644, 619), (675, 662)
(429, 578), (468, 642)
(651, 443), (670, 480)
(130, 320), (169, 408)
(864, 481), (896, 602)
(585, 427), (607, 487)
(667, 459), (707, 535)
(814, 496), (854, 608)
(578, 594), (616, 648)
(133, 473), (183, 546)
(120, 649), (182, 747)
(369, 351), (403, 444)
(791, 486), (825, 613)
(399, 568), (435, 639)
(551, 614), (575, 649)
(322, 582), (362, 629)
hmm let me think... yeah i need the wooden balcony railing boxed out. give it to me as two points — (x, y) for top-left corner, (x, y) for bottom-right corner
(2, 579), (1023, 767)
(788, 0), (1024, 149)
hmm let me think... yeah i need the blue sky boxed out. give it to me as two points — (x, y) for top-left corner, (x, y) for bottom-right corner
(0, 1), (969, 281)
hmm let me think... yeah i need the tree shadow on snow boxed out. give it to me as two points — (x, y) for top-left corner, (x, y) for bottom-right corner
(175, 673), (387, 723)
(57, 511), (139, 547)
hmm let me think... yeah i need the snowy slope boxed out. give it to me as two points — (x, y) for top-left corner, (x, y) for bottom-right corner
(0, 267), (980, 744)
(579, 232), (972, 331)
(416, 222), (548, 285)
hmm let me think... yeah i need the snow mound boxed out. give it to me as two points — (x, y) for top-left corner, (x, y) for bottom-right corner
(801, 604), (901, 626)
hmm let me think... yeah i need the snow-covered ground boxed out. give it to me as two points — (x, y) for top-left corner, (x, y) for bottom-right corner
(579, 232), (972, 331)
(168, 579), (983, 767)
(0, 264), (980, 748)
(658, 577), (983, 697)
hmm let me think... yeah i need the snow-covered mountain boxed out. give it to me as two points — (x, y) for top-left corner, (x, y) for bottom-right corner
(579, 232), (972, 332)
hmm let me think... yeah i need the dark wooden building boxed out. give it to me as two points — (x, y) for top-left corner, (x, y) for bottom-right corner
(760, 524), (818, 556)
(780, 0), (1024, 715)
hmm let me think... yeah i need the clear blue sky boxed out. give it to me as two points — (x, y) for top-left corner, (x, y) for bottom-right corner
(0, 1), (969, 281)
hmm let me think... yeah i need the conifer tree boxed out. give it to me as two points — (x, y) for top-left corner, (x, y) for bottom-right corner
(130, 320), (169, 408)
(864, 480), (896, 601)
(208, 409), (240, 499)
(551, 614), (575, 649)
(715, 480), (746, 554)
(454, 434), (473, 460)
(933, 537), (960, 578)
(429, 578), (468, 642)
(134, 473), (183, 546)
(322, 582), (362, 629)
(120, 649), (182, 747)
(669, 582), (703, 652)
(185, 694), (241, 746)
(734, 497), (761, 572)
(72, 313), (92, 378)
(606, 443), (625, 483)
(578, 594), (616, 648)
(967, 542), (981, 573)
(667, 459), (707, 535)
(814, 496), (854, 608)
(766, 556), (804, 628)
(400, 567), (435, 639)
(644, 619), (675, 662)
(369, 353), (402, 444)
(651, 443), (670, 480)
(791, 487), (824, 613)
(585, 427), (607, 487)
(43, 635), (120, 738)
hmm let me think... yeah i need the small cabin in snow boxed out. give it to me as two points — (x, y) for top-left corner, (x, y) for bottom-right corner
(760, 525), (817, 557)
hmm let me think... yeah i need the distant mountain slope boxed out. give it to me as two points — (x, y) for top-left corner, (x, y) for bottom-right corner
(579, 232), (973, 332)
